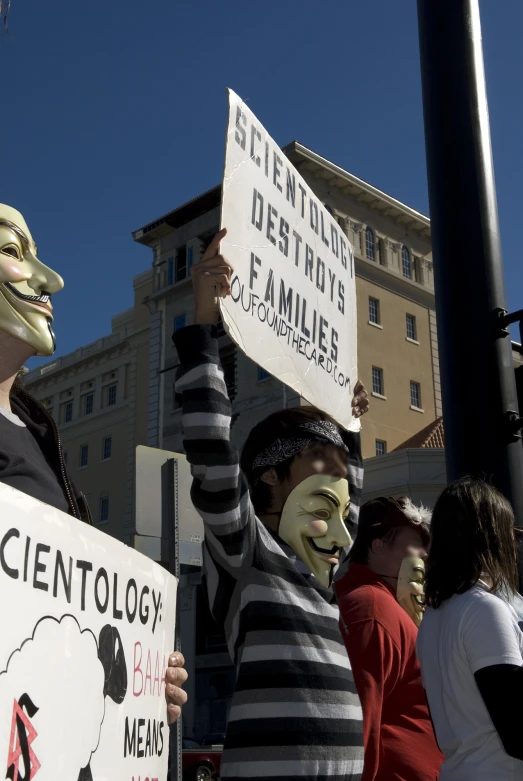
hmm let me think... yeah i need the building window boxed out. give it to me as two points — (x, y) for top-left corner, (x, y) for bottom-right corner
(80, 444), (89, 468)
(365, 227), (375, 261)
(64, 401), (73, 423)
(167, 257), (174, 285)
(372, 367), (384, 396)
(369, 297), (380, 325)
(102, 436), (112, 461)
(406, 314), (417, 341)
(84, 393), (94, 415)
(377, 238), (386, 265)
(258, 366), (270, 382)
(99, 495), (109, 524)
(174, 314), (186, 332)
(187, 246), (194, 272)
(107, 384), (117, 406)
(402, 246), (412, 279)
(175, 246), (187, 282)
(413, 256), (421, 284)
(410, 381), (422, 409)
(375, 440), (387, 457)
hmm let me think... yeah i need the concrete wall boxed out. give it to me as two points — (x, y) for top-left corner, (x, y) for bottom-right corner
(363, 448), (447, 507)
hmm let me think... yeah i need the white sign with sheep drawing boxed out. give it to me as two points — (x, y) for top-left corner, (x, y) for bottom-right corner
(0, 484), (177, 781)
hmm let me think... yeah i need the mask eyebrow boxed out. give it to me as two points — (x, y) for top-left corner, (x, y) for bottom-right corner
(0, 221), (30, 247)
(313, 491), (340, 508)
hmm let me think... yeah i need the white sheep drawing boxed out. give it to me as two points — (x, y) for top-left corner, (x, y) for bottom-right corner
(0, 614), (128, 781)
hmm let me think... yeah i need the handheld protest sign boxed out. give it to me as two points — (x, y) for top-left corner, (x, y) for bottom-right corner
(220, 89), (360, 432)
(0, 484), (177, 781)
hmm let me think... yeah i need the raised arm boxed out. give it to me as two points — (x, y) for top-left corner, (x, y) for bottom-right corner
(173, 229), (256, 578)
(334, 384), (367, 579)
(342, 426), (364, 535)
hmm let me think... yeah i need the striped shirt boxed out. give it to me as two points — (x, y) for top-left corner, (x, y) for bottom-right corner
(174, 325), (365, 781)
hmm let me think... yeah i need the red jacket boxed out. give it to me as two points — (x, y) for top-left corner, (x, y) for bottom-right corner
(336, 564), (443, 781)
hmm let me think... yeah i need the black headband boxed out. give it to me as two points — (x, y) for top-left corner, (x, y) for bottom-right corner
(250, 420), (348, 472)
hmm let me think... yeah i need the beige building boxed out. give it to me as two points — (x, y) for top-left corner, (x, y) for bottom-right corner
(24, 269), (154, 543)
(363, 335), (522, 507)
(133, 141), (439, 460)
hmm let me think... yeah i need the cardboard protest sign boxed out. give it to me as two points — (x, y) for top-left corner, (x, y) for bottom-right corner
(220, 89), (360, 431)
(0, 484), (177, 781)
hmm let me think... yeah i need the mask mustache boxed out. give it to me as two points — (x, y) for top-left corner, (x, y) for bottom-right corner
(308, 539), (340, 555)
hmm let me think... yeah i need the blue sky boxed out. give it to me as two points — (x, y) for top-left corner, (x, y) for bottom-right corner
(2, 0), (522, 368)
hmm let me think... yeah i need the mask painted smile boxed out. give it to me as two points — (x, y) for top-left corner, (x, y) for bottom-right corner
(4, 282), (53, 313)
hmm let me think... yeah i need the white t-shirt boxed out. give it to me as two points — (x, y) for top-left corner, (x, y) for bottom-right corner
(417, 585), (523, 781)
(0, 405), (26, 426)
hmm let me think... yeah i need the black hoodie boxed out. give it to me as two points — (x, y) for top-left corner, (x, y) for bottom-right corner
(1, 377), (92, 524)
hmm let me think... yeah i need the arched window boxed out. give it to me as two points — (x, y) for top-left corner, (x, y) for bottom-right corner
(402, 245), (412, 278)
(365, 227), (375, 261)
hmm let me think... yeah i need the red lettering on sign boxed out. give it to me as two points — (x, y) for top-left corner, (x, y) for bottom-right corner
(145, 650), (152, 694)
(133, 642), (143, 696)
(6, 698), (40, 780)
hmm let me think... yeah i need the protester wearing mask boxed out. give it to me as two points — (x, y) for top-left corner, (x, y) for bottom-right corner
(172, 227), (370, 781)
(417, 477), (523, 780)
(0, 203), (187, 726)
(0, 203), (92, 518)
(336, 497), (443, 781)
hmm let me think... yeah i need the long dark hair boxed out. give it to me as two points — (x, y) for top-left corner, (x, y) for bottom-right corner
(425, 477), (518, 608)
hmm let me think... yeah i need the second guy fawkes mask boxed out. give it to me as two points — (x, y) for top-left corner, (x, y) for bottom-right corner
(397, 556), (426, 626)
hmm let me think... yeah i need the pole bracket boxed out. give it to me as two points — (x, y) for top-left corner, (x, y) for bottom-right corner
(494, 307), (523, 339)
(505, 410), (523, 441)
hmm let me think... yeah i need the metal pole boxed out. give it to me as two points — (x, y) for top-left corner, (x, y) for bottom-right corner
(162, 459), (182, 781)
(416, 0), (523, 559)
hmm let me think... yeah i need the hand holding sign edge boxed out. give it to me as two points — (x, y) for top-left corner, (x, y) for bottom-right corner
(352, 381), (369, 419)
(165, 652), (188, 725)
(193, 227), (234, 325)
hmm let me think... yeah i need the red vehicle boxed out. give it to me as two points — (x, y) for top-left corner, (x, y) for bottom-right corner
(182, 738), (222, 781)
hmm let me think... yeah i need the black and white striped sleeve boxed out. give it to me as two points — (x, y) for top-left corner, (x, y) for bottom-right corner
(173, 325), (256, 577)
(342, 429), (364, 532)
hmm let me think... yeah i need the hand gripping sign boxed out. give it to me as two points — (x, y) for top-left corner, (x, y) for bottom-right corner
(220, 89), (360, 432)
(0, 484), (177, 781)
